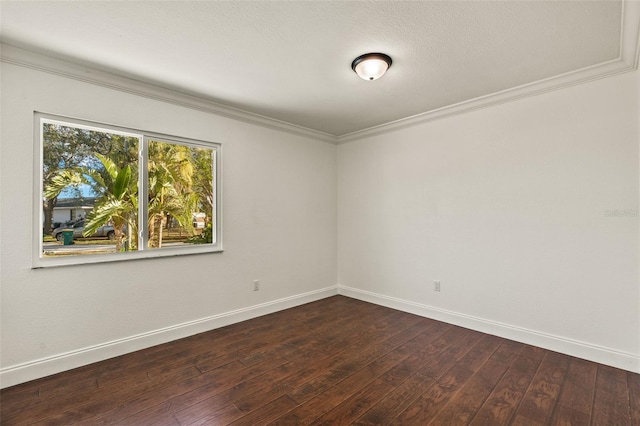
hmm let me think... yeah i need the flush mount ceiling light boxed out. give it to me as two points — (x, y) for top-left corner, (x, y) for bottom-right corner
(351, 52), (392, 81)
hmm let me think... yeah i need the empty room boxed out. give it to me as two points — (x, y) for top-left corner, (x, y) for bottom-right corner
(1, 1), (639, 425)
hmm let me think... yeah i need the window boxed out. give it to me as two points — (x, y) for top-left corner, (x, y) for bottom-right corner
(35, 113), (222, 267)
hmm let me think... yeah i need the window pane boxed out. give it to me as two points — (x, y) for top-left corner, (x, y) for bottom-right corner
(147, 140), (215, 250)
(36, 113), (222, 267)
(42, 121), (140, 257)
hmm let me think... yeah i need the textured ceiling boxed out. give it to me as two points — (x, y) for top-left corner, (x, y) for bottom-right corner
(0, 1), (627, 137)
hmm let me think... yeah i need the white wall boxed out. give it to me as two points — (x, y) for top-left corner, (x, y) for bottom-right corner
(2, 49), (638, 389)
(0, 60), (337, 387)
(338, 71), (640, 372)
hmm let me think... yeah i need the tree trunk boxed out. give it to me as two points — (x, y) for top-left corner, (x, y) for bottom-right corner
(157, 213), (165, 248)
(114, 228), (124, 251)
(148, 213), (165, 248)
(127, 220), (136, 251)
(148, 219), (156, 248)
(43, 197), (58, 235)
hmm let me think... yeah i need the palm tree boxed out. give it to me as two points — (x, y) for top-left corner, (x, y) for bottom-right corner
(147, 141), (196, 248)
(45, 153), (138, 251)
(191, 148), (214, 240)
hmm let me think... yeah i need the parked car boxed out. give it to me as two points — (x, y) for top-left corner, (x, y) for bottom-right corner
(52, 220), (115, 241)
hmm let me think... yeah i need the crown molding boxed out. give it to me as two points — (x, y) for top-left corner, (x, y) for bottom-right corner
(2, 0), (638, 146)
(0, 43), (338, 144)
(337, 0), (640, 144)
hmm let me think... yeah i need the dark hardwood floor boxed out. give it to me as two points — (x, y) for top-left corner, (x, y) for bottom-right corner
(1, 296), (638, 425)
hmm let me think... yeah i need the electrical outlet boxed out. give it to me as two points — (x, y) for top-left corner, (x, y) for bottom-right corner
(253, 280), (260, 291)
(434, 280), (441, 292)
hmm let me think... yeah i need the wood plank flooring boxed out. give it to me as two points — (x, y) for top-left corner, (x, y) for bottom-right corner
(1, 295), (638, 425)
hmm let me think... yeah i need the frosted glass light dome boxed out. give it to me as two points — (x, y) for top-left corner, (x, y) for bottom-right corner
(351, 53), (392, 81)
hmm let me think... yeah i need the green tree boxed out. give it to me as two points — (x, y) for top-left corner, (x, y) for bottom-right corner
(147, 141), (197, 248)
(192, 149), (214, 218)
(42, 123), (138, 234)
(190, 148), (214, 243)
(45, 153), (138, 251)
(84, 154), (138, 251)
(42, 124), (93, 233)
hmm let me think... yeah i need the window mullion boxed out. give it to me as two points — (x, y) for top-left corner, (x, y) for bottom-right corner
(212, 150), (217, 245)
(139, 137), (149, 251)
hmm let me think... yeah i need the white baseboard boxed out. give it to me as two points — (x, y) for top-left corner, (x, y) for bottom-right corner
(0, 286), (339, 389)
(3, 284), (637, 389)
(338, 285), (639, 374)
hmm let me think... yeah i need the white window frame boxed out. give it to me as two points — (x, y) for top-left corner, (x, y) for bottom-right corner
(33, 112), (223, 268)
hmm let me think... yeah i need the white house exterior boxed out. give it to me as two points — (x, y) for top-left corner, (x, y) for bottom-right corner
(51, 198), (96, 225)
